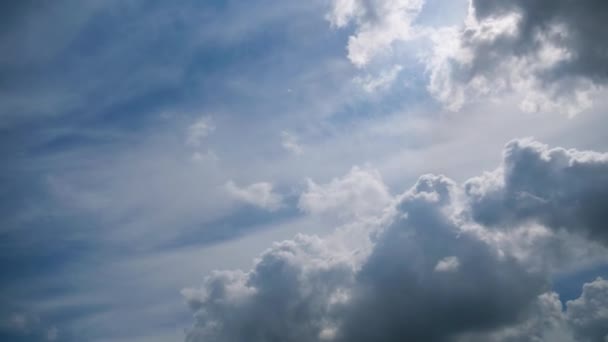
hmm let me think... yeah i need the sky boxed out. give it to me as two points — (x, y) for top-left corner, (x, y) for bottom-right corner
(1, 0), (608, 341)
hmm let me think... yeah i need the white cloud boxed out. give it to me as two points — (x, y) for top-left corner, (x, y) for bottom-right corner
(434, 256), (460, 272)
(299, 166), (393, 221)
(225, 181), (284, 211)
(328, 0), (607, 115)
(424, 2), (599, 115)
(326, 0), (424, 67)
(185, 139), (608, 342)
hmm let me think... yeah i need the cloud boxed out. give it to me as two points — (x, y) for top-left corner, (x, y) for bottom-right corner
(185, 138), (608, 341)
(185, 174), (546, 342)
(326, 0), (424, 67)
(466, 138), (608, 245)
(225, 181), (284, 211)
(434, 256), (460, 272)
(329, 0), (608, 114)
(566, 277), (608, 341)
(425, 0), (608, 114)
(183, 139), (608, 342)
(465, 277), (608, 342)
(298, 166), (393, 221)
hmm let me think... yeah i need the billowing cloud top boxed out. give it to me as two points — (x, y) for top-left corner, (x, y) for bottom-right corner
(184, 139), (608, 342)
(329, 0), (608, 114)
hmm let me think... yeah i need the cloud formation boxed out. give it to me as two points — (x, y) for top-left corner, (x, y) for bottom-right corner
(326, 0), (424, 67)
(566, 277), (608, 341)
(225, 181), (284, 211)
(185, 139), (608, 342)
(298, 166), (393, 221)
(329, 0), (608, 114)
(427, 0), (608, 114)
(466, 138), (608, 245)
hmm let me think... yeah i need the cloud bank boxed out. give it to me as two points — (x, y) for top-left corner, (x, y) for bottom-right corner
(184, 139), (608, 342)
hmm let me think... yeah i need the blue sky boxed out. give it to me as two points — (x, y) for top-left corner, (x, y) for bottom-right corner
(2, 1), (608, 341)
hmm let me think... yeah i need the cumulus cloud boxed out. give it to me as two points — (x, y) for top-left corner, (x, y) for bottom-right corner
(225, 181), (283, 211)
(466, 138), (608, 245)
(466, 277), (608, 342)
(298, 166), (393, 221)
(328, 0), (608, 114)
(566, 277), (608, 341)
(326, 0), (424, 67)
(185, 138), (608, 342)
(426, 0), (608, 114)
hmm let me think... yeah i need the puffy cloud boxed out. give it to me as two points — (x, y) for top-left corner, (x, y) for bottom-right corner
(566, 277), (608, 342)
(326, 0), (424, 67)
(427, 0), (608, 114)
(298, 166), (393, 221)
(458, 291), (574, 342)
(337, 174), (546, 342)
(182, 234), (356, 342)
(186, 175), (546, 341)
(328, 0), (608, 114)
(225, 181), (283, 211)
(185, 139), (608, 342)
(466, 138), (608, 245)
(434, 256), (460, 272)
(459, 278), (608, 342)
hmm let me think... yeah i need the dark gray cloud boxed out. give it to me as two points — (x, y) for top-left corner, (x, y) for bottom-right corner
(336, 175), (546, 342)
(184, 138), (608, 342)
(470, 0), (608, 82)
(428, 0), (608, 113)
(184, 140), (608, 342)
(329, 0), (608, 113)
(182, 235), (356, 342)
(466, 138), (608, 244)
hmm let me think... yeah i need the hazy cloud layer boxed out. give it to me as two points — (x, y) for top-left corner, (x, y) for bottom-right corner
(184, 139), (608, 342)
